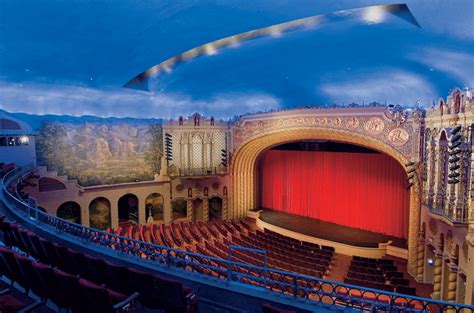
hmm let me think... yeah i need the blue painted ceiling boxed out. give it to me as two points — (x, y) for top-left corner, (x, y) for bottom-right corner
(0, 0), (473, 118)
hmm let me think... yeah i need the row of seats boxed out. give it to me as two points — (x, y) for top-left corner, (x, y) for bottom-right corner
(230, 236), (327, 276)
(0, 218), (197, 312)
(0, 246), (140, 313)
(346, 256), (417, 296)
(263, 229), (335, 253)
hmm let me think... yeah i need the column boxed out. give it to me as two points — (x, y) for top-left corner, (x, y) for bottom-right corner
(416, 235), (425, 281)
(110, 201), (119, 230)
(203, 197), (209, 221)
(433, 143), (447, 212)
(455, 148), (470, 221)
(163, 184), (172, 225)
(425, 145), (435, 206)
(445, 264), (458, 304)
(222, 186), (228, 220)
(432, 251), (443, 299)
(407, 190), (421, 277)
(186, 198), (193, 221)
(81, 199), (89, 227)
(138, 198), (146, 225)
(465, 198), (474, 304)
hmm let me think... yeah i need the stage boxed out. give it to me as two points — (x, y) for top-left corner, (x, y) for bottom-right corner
(252, 209), (408, 259)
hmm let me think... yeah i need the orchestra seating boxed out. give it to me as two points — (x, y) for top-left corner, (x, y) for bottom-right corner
(343, 256), (417, 296)
(0, 208), (428, 312)
(111, 219), (334, 281)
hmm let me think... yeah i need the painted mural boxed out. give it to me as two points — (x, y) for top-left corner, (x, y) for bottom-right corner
(36, 120), (163, 186)
(145, 193), (164, 221)
(89, 197), (111, 230)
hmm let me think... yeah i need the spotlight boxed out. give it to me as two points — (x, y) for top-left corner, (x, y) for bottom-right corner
(165, 133), (173, 161)
(449, 157), (460, 164)
(447, 125), (462, 185)
(221, 149), (228, 167)
(449, 141), (462, 150)
(449, 165), (460, 171)
(451, 124), (462, 135)
(448, 150), (461, 156)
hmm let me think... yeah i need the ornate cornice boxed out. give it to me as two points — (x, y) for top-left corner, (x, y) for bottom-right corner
(231, 107), (421, 163)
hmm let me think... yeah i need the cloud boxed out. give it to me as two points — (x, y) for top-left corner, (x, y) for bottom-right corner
(319, 70), (436, 106)
(408, 47), (474, 86)
(0, 81), (281, 119)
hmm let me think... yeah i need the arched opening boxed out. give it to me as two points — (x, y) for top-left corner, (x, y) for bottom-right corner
(437, 131), (448, 213)
(145, 193), (164, 222)
(172, 198), (187, 220)
(118, 194), (138, 224)
(57, 201), (81, 224)
(258, 141), (409, 239)
(209, 197), (223, 220)
(231, 127), (420, 273)
(193, 198), (204, 221)
(89, 197), (111, 230)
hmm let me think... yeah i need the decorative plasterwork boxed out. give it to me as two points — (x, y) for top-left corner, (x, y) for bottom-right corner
(231, 107), (422, 163)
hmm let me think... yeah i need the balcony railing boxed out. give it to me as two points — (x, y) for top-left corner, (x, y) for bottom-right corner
(429, 206), (469, 224)
(2, 165), (474, 312)
(176, 167), (226, 177)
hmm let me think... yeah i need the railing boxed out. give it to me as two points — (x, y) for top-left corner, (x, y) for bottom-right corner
(429, 206), (469, 224)
(176, 167), (226, 177)
(2, 165), (474, 312)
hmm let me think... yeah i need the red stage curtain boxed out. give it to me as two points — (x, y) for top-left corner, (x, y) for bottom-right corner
(259, 150), (409, 238)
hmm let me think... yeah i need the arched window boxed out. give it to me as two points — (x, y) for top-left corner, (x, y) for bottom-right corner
(118, 194), (138, 223)
(57, 201), (81, 224)
(145, 193), (164, 221)
(192, 134), (203, 171)
(89, 197), (111, 230)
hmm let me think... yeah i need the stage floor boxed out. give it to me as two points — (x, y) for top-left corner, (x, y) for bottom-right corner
(259, 209), (407, 249)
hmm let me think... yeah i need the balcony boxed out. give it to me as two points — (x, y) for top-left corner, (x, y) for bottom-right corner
(170, 167), (227, 178)
(428, 206), (468, 226)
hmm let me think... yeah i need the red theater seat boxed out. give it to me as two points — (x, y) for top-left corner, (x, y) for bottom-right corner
(128, 268), (163, 310)
(156, 276), (197, 313)
(77, 278), (138, 313)
(0, 294), (24, 313)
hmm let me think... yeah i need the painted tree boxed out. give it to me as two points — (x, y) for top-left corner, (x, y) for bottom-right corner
(145, 123), (163, 175)
(36, 122), (75, 176)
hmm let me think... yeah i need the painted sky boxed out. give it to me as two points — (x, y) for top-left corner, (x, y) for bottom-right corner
(0, 0), (473, 119)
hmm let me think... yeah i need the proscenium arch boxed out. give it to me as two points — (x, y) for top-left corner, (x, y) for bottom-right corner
(230, 127), (421, 274)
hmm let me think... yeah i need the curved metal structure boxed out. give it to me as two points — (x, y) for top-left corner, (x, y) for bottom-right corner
(124, 4), (420, 90)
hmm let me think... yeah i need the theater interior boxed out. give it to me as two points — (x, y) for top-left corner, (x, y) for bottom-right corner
(0, 1), (473, 312)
